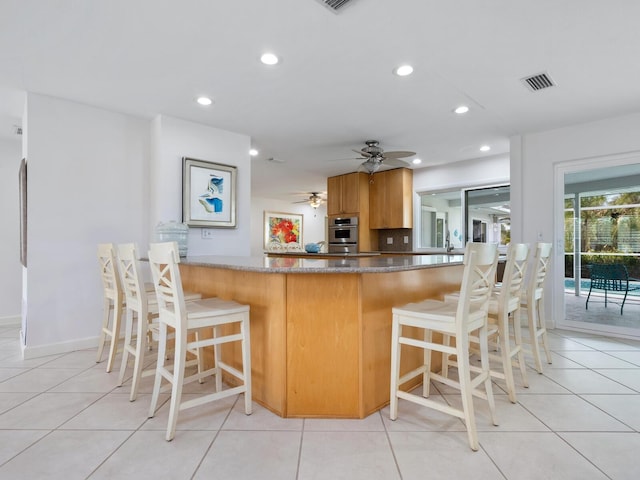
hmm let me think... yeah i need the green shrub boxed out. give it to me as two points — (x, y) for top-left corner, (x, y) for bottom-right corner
(565, 254), (640, 278)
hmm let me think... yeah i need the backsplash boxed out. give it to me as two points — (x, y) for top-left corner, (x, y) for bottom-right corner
(376, 229), (413, 252)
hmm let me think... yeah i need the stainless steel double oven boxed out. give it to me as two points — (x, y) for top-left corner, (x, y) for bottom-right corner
(328, 216), (358, 254)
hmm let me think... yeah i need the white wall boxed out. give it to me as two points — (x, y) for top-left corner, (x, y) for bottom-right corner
(510, 111), (640, 330)
(150, 115), (251, 256)
(250, 198), (328, 256)
(0, 138), (22, 323)
(511, 112), (640, 245)
(413, 154), (510, 194)
(23, 94), (150, 357)
(20, 101), (254, 357)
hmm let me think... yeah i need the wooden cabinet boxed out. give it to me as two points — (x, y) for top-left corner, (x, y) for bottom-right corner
(327, 172), (375, 251)
(369, 168), (413, 229)
(327, 172), (364, 216)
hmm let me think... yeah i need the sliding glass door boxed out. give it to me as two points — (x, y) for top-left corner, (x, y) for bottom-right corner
(560, 162), (640, 336)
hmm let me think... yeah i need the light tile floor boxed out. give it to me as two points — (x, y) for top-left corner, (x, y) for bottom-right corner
(1, 324), (640, 479)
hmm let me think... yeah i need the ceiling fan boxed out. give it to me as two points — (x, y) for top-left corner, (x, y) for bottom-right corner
(293, 192), (326, 209)
(351, 140), (416, 174)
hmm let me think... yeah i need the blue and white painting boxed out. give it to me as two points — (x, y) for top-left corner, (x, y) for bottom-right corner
(189, 164), (232, 223)
(199, 174), (224, 213)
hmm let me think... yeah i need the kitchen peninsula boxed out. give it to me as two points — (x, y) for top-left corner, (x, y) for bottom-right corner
(179, 254), (464, 418)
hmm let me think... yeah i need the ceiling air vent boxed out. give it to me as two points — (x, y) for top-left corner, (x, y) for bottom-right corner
(521, 72), (556, 92)
(316, 0), (355, 12)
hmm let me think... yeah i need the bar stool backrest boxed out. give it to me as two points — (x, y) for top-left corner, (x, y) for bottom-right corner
(148, 242), (187, 333)
(528, 242), (552, 302)
(97, 243), (121, 303)
(499, 243), (530, 313)
(117, 243), (147, 312)
(457, 242), (499, 323)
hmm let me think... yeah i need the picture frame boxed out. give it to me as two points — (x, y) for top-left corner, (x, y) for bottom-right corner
(263, 211), (303, 249)
(182, 157), (237, 228)
(19, 158), (27, 267)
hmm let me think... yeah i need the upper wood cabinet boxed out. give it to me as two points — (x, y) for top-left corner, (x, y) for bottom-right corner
(327, 172), (375, 251)
(327, 172), (368, 216)
(369, 168), (413, 229)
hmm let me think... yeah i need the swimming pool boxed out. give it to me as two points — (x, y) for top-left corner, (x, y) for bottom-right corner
(564, 278), (640, 296)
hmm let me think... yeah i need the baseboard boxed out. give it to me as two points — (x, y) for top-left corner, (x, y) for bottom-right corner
(21, 335), (99, 360)
(0, 315), (21, 327)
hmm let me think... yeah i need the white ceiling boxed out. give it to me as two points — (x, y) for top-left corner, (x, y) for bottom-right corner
(2, 0), (640, 202)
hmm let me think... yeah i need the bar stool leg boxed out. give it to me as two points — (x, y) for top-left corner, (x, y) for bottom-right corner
(166, 327), (187, 441)
(241, 313), (252, 415)
(457, 330), (478, 451)
(389, 315), (401, 421)
(96, 298), (111, 364)
(105, 302), (122, 373)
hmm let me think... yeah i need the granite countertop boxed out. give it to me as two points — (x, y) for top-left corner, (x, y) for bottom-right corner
(379, 250), (466, 255)
(181, 254), (464, 274)
(265, 251), (381, 258)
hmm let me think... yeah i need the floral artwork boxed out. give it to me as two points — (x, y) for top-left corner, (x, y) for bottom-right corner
(264, 212), (303, 248)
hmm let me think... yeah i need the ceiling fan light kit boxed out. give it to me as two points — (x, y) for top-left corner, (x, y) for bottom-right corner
(362, 159), (381, 174)
(294, 192), (326, 209)
(310, 197), (323, 209)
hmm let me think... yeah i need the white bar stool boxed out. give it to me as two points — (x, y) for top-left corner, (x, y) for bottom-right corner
(115, 243), (202, 401)
(147, 241), (252, 441)
(390, 242), (499, 451)
(96, 243), (123, 373)
(521, 242), (553, 373)
(443, 243), (531, 402)
(488, 243), (531, 401)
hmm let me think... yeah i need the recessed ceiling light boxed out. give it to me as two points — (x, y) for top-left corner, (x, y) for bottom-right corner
(249, 149), (258, 156)
(412, 158), (422, 165)
(394, 65), (414, 76)
(454, 105), (469, 114)
(196, 96), (212, 106)
(480, 145), (491, 152)
(260, 53), (279, 65)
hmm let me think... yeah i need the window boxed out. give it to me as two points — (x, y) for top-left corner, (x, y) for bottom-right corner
(418, 185), (510, 249)
(565, 188), (640, 283)
(418, 190), (461, 249)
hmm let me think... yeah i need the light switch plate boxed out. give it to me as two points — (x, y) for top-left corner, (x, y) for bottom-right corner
(202, 229), (214, 239)
(387, 237), (393, 245)
(403, 236), (409, 244)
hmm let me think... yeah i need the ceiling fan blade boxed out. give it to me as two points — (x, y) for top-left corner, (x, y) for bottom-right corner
(352, 149), (372, 158)
(383, 150), (416, 159)
(292, 191), (327, 205)
(383, 158), (410, 167)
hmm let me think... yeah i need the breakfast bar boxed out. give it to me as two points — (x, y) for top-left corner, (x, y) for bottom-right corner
(179, 254), (464, 418)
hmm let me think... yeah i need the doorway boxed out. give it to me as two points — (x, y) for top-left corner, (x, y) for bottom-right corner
(556, 156), (640, 338)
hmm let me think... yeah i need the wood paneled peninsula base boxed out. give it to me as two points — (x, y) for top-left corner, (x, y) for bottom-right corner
(179, 254), (464, 419)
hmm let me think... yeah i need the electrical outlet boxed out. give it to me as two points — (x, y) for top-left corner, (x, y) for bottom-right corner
(387, 237), (393, 245)
(403, 236), (409, 244)
(202, 229), (214, 239)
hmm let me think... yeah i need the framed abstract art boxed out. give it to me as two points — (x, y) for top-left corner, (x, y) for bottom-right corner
(182, 157), (237, 228)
